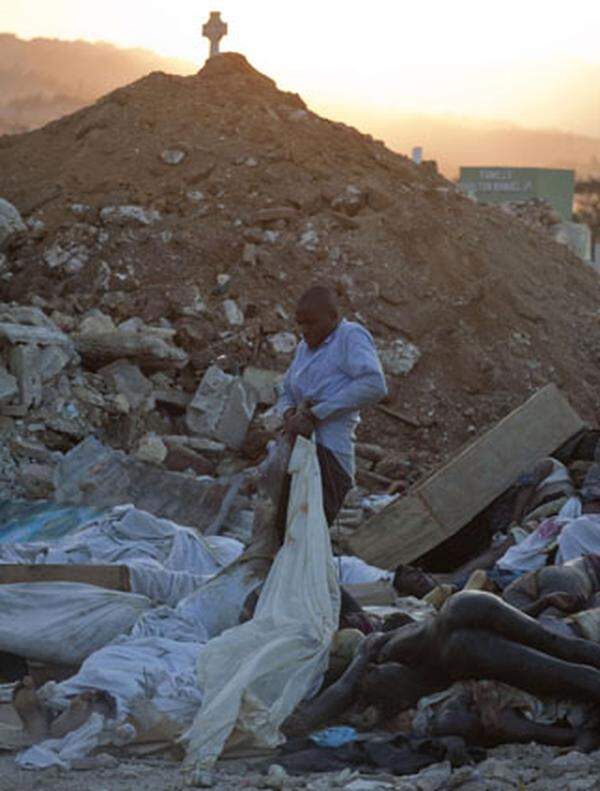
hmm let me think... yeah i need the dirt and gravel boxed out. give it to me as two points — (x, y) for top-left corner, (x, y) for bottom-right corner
(1, 52), (599, 479)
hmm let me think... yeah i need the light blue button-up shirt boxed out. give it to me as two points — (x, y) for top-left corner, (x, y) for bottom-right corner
(276, 319), (387, 477)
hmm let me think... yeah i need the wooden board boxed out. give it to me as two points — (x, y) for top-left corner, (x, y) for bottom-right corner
(0, 564), (130, 591)
(349, 384), (585, 569)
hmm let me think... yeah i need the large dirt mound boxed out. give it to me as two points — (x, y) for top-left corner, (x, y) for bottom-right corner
(1, 53), (599, 474)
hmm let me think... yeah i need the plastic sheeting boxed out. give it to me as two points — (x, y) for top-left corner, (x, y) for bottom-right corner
(0, 500), (101, 544)
(336, 555), (394, 585)
(183, 437), (341, 771)
(0, 582), (151, 665)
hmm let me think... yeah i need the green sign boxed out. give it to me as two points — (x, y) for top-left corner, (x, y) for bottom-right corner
(458, 167), (574, 221)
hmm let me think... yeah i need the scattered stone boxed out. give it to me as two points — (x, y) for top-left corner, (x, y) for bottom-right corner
(0, 366), (18, 405)
(164, 444), (215, 476)
(79, 310), (117, 336)
(544, 751), (593, 778)
(26, 216), (46, 240)
(17, 462), (55, 498)
(0, 322), (71, 347)
(134, 432), (168, 465)
(161, 148), (186, 165)
(54, 436), (233, 529)
(39, 345), (72, 382)
(187, 190), (205, 202)
(264, 764), (289, 789)
(378, 337), (421, 375)
(223, 299), (244, 326)
(0, 197), (26, 250)
(98, 360), (153, 411)
(268, 332), (297, 354)
(73, 329), (189, 370)
(100, 205), (161, 226)
(9, 345), (42, 409)
(186, 365), (257, 450)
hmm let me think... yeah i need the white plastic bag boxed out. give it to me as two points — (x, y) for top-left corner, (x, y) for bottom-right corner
(183, 437), (340, 770)
(0, 582), (150, 665)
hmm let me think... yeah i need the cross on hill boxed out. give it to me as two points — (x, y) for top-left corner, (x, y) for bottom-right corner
(202, 11), (228, 59)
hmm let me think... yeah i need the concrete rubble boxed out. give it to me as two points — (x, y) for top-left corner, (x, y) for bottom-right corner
(0, 51), (600, 791)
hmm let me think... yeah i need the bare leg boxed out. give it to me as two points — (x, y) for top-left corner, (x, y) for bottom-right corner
(440, 591), (600, 669)
(441, 628), (600, 703)
(12, 677), (49, 742)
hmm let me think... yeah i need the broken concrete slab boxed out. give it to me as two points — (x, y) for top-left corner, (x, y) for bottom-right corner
(9, 345), (42, 409)
(0, 323), (71, 347)
(186, 365), (257, 450)
(72, 331), (188, 371)
(0, 366), (18, 405)
(349, 384), (585, 569)
(98, 359), (153, 411)
(242, 367), (283, 405)
(54, 436), (235, 531)
(39, 345), (72, 383)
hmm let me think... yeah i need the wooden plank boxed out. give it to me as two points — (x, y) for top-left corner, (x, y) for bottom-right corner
(349, 385), (585, 569)
(0, 564), (130, 591)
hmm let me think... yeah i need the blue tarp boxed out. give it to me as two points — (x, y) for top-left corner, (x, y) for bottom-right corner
(0, 500), (102, 544)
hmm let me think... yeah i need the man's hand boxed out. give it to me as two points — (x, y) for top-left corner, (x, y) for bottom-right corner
(285, 410), (316, 438)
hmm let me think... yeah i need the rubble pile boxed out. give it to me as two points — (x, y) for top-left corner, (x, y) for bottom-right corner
(0, 52), (599, 481)
(499, 197), (562, 232)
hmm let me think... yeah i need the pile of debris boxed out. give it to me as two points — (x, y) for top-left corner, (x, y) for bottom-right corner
(0, 52), (599, 477)
(499, 197), (562, 232)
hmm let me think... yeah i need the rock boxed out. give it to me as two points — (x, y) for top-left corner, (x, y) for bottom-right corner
(39, 346), (73, 383)
(69, 203), (93, 219)
(153, 387), (191, 410)
(186, 365), (257, 450)
(242, 242), (258, 265)
(134, 433), (168, 465)
(264, 764), (289, 790)
(332, 185), (366, 217)
(0, 322), (71, 347)
(187, 190), (205, 202)
(223, 299), (244, 326)
(79, 310), (116, 335)
(54, 436), (234, 530)
(378, 338), (421, 375)
(477, 758), (520, 786)
(256, 207), (298, 223)
(344, 779), (394, 791)
(9, 345), (42, 409)
(100, 205), (161, 226)
(98, 360), (153, 411)
(50, 311), (77, 332)
(161, 149), (186, 165)
(73, 330), (188, 371)
(0, 197), (26, 250)
(242, 367), (283, 405)
(0, 366), (18, 405)
(268, 332), (297, 354)
(544, 751), (593, 778)
(26, 216), (46, 240)
(163, 435), (227, 456)
(366, 187), (394, 212)
(164, 445), (215, 476)
(17, 462), (55, 498)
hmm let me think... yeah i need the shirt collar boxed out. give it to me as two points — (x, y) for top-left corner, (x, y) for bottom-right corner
(321, 319), (343, 347)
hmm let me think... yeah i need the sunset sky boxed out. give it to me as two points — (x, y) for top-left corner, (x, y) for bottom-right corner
(4, 0), (600, 135)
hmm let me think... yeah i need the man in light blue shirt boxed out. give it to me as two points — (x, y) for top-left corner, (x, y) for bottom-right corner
(277, 286), (387, 525)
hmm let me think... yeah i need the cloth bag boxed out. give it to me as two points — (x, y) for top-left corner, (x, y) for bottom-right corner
(183, 436), (341, 770)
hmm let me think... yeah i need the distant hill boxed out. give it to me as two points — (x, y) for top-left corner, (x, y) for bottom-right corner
(371, 114), (600, 180)
(1, 33), (599, 179)
(0, 33), (196, 134)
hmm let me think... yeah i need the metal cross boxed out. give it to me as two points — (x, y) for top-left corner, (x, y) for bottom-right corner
(202, 11), (228, 59)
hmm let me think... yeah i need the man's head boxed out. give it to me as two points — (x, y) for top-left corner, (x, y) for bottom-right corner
(296, 285), (339, 349)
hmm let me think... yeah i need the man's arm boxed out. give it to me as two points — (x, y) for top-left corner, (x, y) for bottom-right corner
(310, 327), (387, 421)
(275, 357), (298, 417)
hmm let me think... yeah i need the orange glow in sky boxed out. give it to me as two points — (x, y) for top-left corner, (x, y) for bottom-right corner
(3, 0), (600, 135)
